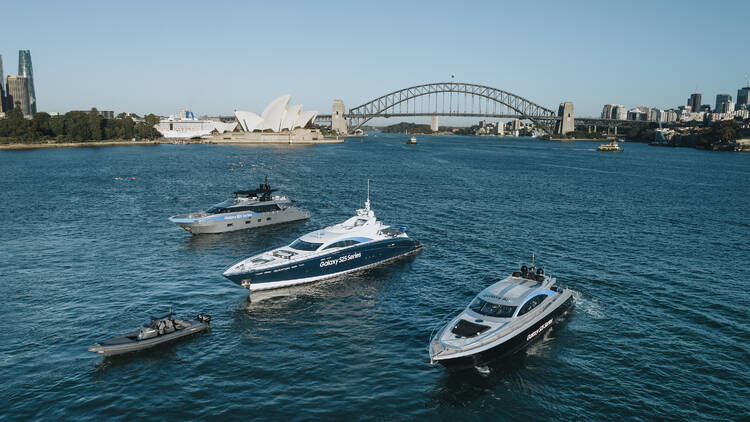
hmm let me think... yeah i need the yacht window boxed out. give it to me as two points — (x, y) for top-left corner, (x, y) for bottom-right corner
(249, 204), (282, 213)
(290, 239), (323, 251)
(469, 298), (516, 318)
(517, 295), (548, 316)
(323, 240), (361, 250)
(207, 207), (229, 214)
(354, 219), (367, 227)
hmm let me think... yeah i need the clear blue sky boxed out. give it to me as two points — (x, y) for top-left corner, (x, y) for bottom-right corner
(2, 0), (749, 119)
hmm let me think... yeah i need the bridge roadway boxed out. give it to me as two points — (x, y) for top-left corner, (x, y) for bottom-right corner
(315, 113), (648, 127)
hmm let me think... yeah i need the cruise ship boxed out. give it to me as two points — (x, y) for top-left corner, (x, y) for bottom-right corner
(223, 186), (422, 291)
(154, 109), (237, 139)
(169, 177), (309, 234)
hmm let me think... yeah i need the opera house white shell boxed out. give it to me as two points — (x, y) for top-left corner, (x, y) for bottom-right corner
(234, 95), (318, 133)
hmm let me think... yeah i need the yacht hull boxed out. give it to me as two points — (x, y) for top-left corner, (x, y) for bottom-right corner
(224, 238), (422, 291)
(432, 295), (573, 369)
(170, 207), (309, 234)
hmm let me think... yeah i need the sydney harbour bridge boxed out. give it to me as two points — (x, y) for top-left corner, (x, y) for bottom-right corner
(315, 82), (643, 137)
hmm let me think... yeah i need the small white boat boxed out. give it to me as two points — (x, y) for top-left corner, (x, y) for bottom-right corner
(407, 136), (417, 145)
(429, 257), (573, 368)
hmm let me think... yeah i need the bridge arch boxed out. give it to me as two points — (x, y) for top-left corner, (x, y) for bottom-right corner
(345, 82), (560, 135)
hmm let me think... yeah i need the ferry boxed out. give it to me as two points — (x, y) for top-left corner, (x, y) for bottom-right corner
(597, 140), (623, 152)
(223, 183), (422, 291)
(169, 177), (309, 234)
(429, 258), (573, 368)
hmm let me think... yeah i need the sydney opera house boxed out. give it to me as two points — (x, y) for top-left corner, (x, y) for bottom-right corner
(234, 94), (317, 133)
(154, 95), (325, 142)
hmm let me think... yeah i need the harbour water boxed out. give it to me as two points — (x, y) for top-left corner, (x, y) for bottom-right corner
(1, 135), (748, 420)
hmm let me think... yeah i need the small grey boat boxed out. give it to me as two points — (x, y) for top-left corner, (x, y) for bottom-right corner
(88, 311), (210, 357)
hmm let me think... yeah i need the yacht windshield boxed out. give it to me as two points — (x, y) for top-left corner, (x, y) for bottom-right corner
(290, 239), (323, 251)
(469, 298), (516, 318)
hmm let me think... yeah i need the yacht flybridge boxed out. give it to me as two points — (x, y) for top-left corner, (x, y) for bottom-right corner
(223, 182), (422, 291)
(169, 176), (309, 234)
(429, 258), (573, 368)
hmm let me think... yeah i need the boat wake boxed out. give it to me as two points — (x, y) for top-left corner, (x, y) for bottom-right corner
(572, 290), (604, 319)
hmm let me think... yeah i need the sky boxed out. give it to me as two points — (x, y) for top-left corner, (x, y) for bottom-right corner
(2, 0), (749, 121)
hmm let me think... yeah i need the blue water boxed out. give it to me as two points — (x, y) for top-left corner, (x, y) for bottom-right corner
(1, 135), (748, 421)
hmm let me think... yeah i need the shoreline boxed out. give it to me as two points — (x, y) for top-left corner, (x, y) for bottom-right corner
(0, 140), (165, 150)
(0, 137), (347, 150)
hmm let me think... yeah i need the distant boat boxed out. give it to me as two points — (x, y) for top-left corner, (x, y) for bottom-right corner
(597, 140), (623, 152)
(407, 136), (417, 145)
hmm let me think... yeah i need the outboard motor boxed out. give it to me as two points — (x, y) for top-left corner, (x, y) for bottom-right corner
(537, 268), (544, 275)
(197, 314), (211, 324)
(521, 265), (528, 276)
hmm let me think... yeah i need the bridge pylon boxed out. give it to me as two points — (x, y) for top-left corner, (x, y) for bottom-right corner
(555, 102), (574, 136)
(332, 99), (347, 134)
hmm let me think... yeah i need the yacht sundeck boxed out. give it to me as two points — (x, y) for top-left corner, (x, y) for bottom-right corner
(169, 176), (309, 234)
(223, 183), (422, 291)
(429, 258), (573, 368)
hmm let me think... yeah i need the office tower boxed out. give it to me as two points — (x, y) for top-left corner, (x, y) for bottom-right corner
(689, 93), (701, 112)
(738, 86), (750, 107)
(715, 94), (732, 112)
(18, 50), (36, 114)
(6, 75), (32, 116)
(0, 54), (4, 113)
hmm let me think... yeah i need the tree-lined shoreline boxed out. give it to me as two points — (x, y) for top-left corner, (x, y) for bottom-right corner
(0, 105), (162, 144)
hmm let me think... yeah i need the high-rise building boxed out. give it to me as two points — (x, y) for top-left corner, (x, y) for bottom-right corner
(0, 54), (5, 113)
(6, 75), (32, 116)
(738, 86), (750, 106)
(715, 94), (732, 112)
(18, 50), (36, 114)
(720, 101), (735, 113)
(613, 105), (627, 120)
(689, 93), (702, 112)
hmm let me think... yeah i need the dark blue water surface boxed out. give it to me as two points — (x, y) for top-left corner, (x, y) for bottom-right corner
(1, 135), (749, 421)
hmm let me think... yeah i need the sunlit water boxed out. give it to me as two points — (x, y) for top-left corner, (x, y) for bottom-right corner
(1, 135), (748, 421)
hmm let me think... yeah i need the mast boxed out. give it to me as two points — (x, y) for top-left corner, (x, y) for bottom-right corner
(365, 179), (371, 211)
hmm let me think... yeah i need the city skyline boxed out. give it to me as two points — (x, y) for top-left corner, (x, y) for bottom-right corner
(2, 0), (750, 118)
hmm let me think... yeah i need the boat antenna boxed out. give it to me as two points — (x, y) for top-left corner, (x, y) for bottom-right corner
(365, 179), (371, 211)
(531, 252), (535, 267)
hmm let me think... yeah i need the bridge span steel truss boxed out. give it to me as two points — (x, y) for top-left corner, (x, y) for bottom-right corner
(344, 82), (560, 135)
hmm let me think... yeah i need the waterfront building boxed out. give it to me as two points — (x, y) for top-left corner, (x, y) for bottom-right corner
(613, 105), (627, 120)
(738, 86), (750, 106)
(662, 110), (678, 123)
(6, 75), (32, 116)
(601, 104), (621, 119)
(627, 108), (648, 121)
(234, 95), (318, 133)
(715, 94), (732, 112)
(17, 50), (36, 114)
(688, 93), (702, 112)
